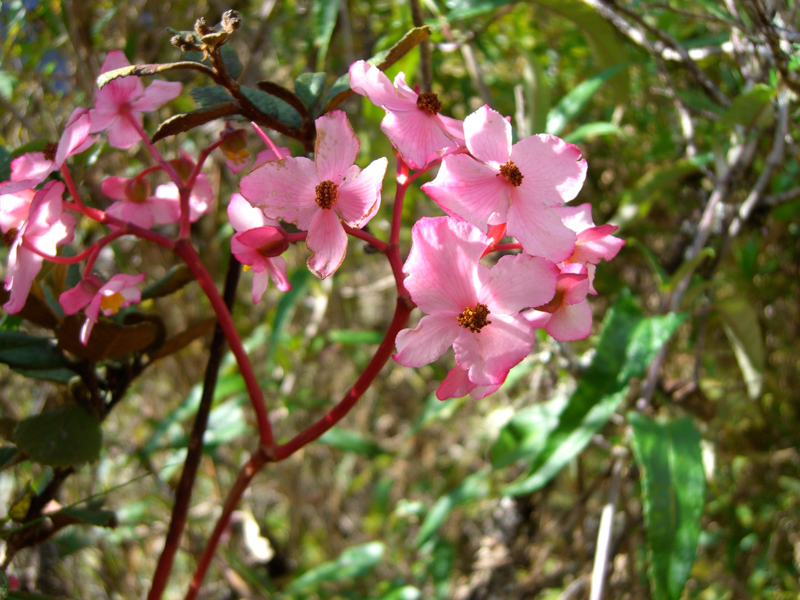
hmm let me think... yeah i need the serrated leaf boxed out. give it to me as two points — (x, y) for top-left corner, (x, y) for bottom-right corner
(503, 293), (685, 496)
(546, 63), (628, 136)
(97, 62), (206, 89)
(295, 72), (327, 112)
(718, 84), (774, 130)
(240, 86), (303, 129)
(311, 0), (340, 69)
(0, 331), (71, 371)
(319, 427), (389, 457)
(58, 315), (159, 362)
(151, 102), (240, 142)
(415, 469), (489, 547)
(284, 541), (385, 593)
(716, 297), (764, 399)
(13, 405), (102, 468)
(629, 414), (704, 600)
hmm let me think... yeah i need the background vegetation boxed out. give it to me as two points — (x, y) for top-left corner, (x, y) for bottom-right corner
(1, 0), (799, 598)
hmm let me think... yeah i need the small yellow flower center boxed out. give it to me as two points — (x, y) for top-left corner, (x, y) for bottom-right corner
(2, 228), (19, 248)
(100, 292), (126, 314)
(315, 180), (339, 210)
(43, 142), (58, 162)
(457, 303), (492, 333)
(499, 160), (523, 187)
(243, 265), (252, 272)
(416, 92), (442, 115)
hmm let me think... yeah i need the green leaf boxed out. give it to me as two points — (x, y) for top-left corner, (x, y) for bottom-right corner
(311, 0), (340, 69)
(503, 293), (685, 496)
(240, 86), (303, 129)
(219, 45), (243, 80)
(284, 541), (385, 593)
(0, 146), (11, 182)
(0, 331), (71, 371)
(13, 405), (102, 468)
(294, 72), (327, 113)
(327, 329), (384, 345)
(546, 63), (628, 136)
(11, 368), (76, 383)
(97, 62), (208, 90)
(0, 569), (8, 599)
(0, 446), (18, 471)
(376, 586), (422, 600)
(563, 122), (621, 144)
(141, 265), (196, 300)
(628, 414), (705, 600)
(490, 396), (567, 469)
(151, 102), (240, 142)
(715, 297), (764, 399)
(267, 269), (311, 366)
(60, 507), (117, 528)
(718, 84), (774, 130)
(190, 85), (234, 108)
(415, 469), (489, 547)
(319, 427), (389, 457)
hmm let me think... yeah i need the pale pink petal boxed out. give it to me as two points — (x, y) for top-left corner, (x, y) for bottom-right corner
(403, 217), (488, 316)
(314, 111), (361, 183)
(3, 246), (42, 313)
(521, 309), (551, 329)
(106, 200), (155, 229)
(558, 268), (590, 306)
(250, 269), (270, 303)
(55, 108), (92, 166)
(573, 226), (625, 264)
(437, 366), (475, 400)
(8, 153), (54, 184)
(470, 382), (502, 400)
(228, 193), (269, 232)
(545, 301), (592, 341)
(381, 109), (458, 170)
(336, 157), (387, 226)
(349, 61), (410, 112)
(101, 177), (130, 200)
(149, 197), (180, 225)
(464, 105), (511, 167)
(265, 256), (291, 292)
(394, 314), (463, 368)
(0, 189), (34, 232)
(479, 254), (559, 314)
(59, 275), (103, 315)
(230, 234), (262, 268)
(306, 208), (347, 279)
(510, 135), (587, 205)
(558, 203), (595, 231)
(506, 197), (576, 263)
(226, 155), (250, 174)
(188, 176), (213, 222)
(453, 312), (533, 386)
(129, 80), (183, 112)
(422, 154), (510, 228)
(435, 114), (465, 146)
(106, 112), (143, 150)
(254, 146), (291, 164)
(240, 157), (319, 230)
(100, 50), (133, 74)
(88, 106), (119, 134)
(391, 73), (422, 103)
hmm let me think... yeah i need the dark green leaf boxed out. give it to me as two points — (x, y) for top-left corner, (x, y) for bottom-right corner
(0, 146), (11, 182)
(0, 446), (18, 471)
(60, 507), (117, 528)
(284, 541), (385, 593)
(151, 102), (240, 143)
(190, 85), (234, 108)
(319, 427), (389, 457)
(295, 72), (327, 112)
(415, 469), (489, 547)
(13, 405), (102, 468)
(219, 45), (243, 80)
(718, 84), (774, 130)
(0, 331), (71, 371)
(629, 414), (705, 600)
(503, 293), (685, 496)
(311, 0), (340, 69)
(11, 367), (76, 383)
(141, 265), (196, 300)
(240, 86), (303, 129)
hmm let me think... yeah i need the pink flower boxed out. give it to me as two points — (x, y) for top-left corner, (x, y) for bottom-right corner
(0, 108), (95, 195)
(101, 176), (177, 229)
(150, 176), (213, 224)
(0, 188), (35, 234)
(59, 273), (146, 345)
(524, 263), (592, 342)
(393, 216), (559, 386)
(227, 193), (291, 303)
(3, 181), (76, 313)
(90, 50), (182, 149)
(437, 366), (501, 401)
(349, 60), (464, 169)
(422, 105), (586, 263)
(239, 110), (387, 279)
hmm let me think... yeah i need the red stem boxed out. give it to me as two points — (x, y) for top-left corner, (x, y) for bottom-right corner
(343, 224), (388, 252)
(390, 157), (409, 246)
(183, 450), (269, 600)
(251, 122), (285, 159)
(124, 111), (183, 187)
(491, 242), (521, 252)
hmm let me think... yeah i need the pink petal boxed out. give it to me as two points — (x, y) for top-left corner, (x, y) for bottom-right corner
(0, 189), (35, 233)
(228, 193), (269, 232)
(266, 256), (291, 292)
(240, 157), (319, 230)
(506, 197), (576, 263)
(231, 234), (263, 268)
(394, 314), (463, 368)
(479, 254), (559, 315)
(100, 50), (132, 74)
(88, 106), (119, 134)
(435, 114), (465, 146)
(558, 267), (590, 306)
(558, 203), (595, 232)
(437, 366), (475, 400)
(545, 301), (592, 341)
(314, 111), (360, 183)
(422, 154), (510, 228)
(306, 208), (347, 279)
(59, 275), (103, 315)
(254, 146), (291, 164)
(250, 269), (270, 304)
(453, 312), (533, 386)
(463, 105), (512, 166)
(235, 226), (288, 257)
(106, 200), (156, 229)
(510, 135), (587, 205)
(101, 177), (131, 201)
(349, 61), (411, 112)
(573, 226), (625, 265)
(8, 152), (54, 184)
(336, 157), (387, 226)
(79, 317), (95, 345)
(381, 109), (461, 170)
(403, 217), (488, 316)
(3, 246), (42, 314)
(106, 112), (143, 150)
(521, 309), (551, 330)
(129, 80), (183, 112)
(55, 108), (92, 166)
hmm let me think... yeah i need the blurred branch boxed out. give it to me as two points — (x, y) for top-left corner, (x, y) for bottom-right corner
(410, 0), (433, 93)
(589, 456), (624, 600)
(764, 186), (800, 206)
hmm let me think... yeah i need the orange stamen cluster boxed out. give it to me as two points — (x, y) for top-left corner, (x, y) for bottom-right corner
(416, 92), (442, 115)
(458, 303), (492, 332)
(2, 228), (18, 248)
(499, 161), (523, 186)
(43, 142), (58, 162)
(315, 180), (339, 210)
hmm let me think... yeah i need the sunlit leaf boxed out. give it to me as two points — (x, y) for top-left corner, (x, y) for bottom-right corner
(284, 541), (385, 593)
(311, 0), (340, 69)
(295, 72), (327, 113)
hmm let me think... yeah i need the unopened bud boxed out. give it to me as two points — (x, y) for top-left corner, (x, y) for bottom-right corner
(126, 177), (151, 203)
(170, 35), (183, 48)
(221, 10), (242, 34)
(195, 17), (214, 36)
(169, 155), (194, 181)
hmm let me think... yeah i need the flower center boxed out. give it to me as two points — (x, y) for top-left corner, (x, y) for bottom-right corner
(2, 228), (19, 248)
(315, 180), (339, 210)
(499, 161), (523, 187)
(43, 142), (58, 162)
(416, 92), (442, 115)
(457, 303), (492, 333)
(100, 292), (126, 314)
